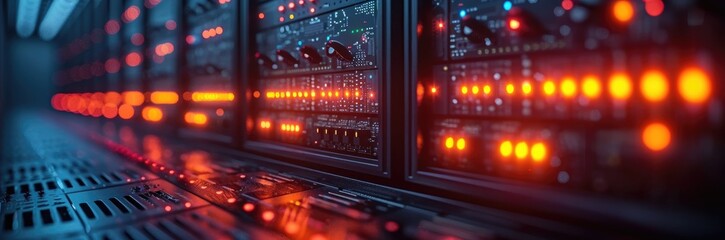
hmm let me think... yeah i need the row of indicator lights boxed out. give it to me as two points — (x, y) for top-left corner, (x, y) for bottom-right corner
(494, 1), (665, 33)
(439, 67), (711, 105)
(443, 137), (466, 151)
(59, 42), (174, 80)
(499, 141), (548, 162)
(106, 139), (281, 233)
(276, 0), (315, 12)
(265, 90), (373, 99)
(52, 91), (230, 122)
(201, 26), (224, 39)
(190, 92), (235, 102)
(315, 128), (360, 138)
(184, 112), (209, 125)
(281, 124), (302, 132)
(262, 1), (317, 21)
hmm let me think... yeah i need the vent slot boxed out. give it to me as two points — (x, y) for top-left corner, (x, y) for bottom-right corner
(157, 220), (193, 240)
(79, 203), (96, 219)
(109, 173), (122, 182)
(109, 198), (130, 213)
(124, 227), (149, 240)
(142, 224), (174, 240)
(3, 213), (14, 230)
(63, 179), (73, 188)
(75, 178), (86, 187)
(5, 186), (15, 195)
(33, 182), (44, 192)
(94, 200), (113, 216)
(40, 209), (53, 225)
(87, 176), (99, 185)
(56, 206), (72, 222)
(99, 174), (111, 183)
(46, 181), (57, 190)
(22, 211), (33, 228)
(172, 217), (204, 239)
(20, 184), (30, 193)
(124, 195), (146, 211)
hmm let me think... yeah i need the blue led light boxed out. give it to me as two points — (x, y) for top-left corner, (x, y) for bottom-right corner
(459, 10), (466, 18)
(503, 1), (512, 11)
(298, 40), (303, 46)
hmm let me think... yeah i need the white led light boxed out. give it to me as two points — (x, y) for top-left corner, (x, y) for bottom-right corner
(16, 0), (42, 38)
(38, 0), (80, 41)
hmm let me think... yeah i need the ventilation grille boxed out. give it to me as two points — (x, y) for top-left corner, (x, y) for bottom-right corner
(58, 168), (154, 193)
(0, 192), (84, 238)
(88, 206), (277, 240)
(68, 179), (209, 230)
(1, 163), (54, 186)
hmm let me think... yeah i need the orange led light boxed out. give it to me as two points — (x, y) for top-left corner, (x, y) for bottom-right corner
(150, 91), (178, 104)
(431, 87), (438, 94)
(483, 85), (492, 95)
(260, 120), (271, 129)
(102, 103), (118, 118)
(560, 77), (577, 98)
(678, 67), (711, 105)
(191, 92), (235, 102)
(118, 104), (135, 119)
(613, 0), (635, 24)
(185, 112), (208, 125)
(500, 140), (513, 157)
(508, 19), (521, 30)
(530, 142), (547, 162)
(461, 86), (469, 95)
(142, 106), (163, 122)
(444, 137), (454, 149)
(642, 122), (671, 152)
(609, 73), (633, 101)
(471, 86), (480, 95)
(640, 70), (669, 102)
(521, 81), (532, 95)
(514, 142), (528, 160)
(582, 75), (602, 98)
(543, 80), (556, 96)
(456, 138), (466, 150)
(262, 211), (275, 221)
(243, 203), (255, 212)
(505, 83), (515, 95)
(122, 91), (145, 106)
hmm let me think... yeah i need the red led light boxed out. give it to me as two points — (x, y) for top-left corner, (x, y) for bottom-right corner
(262, 211), (275, 221)
(104, 20), (120, 35)
(561, 0), (573, 11)
(385, 221), (399, 232)
(258, 12), (265, 19)
(288, 2), (295, 9)
(125, 52), (142, 67)
(186, 35), (196, 44)
(131, 33), (144, 46)
(645, 0), (664, 17)
(105, 58), (121, 73)
(122, 6), (140, 23)
(165, 20), (177, 30)
(278, 5), (285, 12)
(243, 203), (255, 212)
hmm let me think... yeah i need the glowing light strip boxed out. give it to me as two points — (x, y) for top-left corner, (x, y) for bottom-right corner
(16, 0), (42, 38)
(39, 0), (80, 41)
